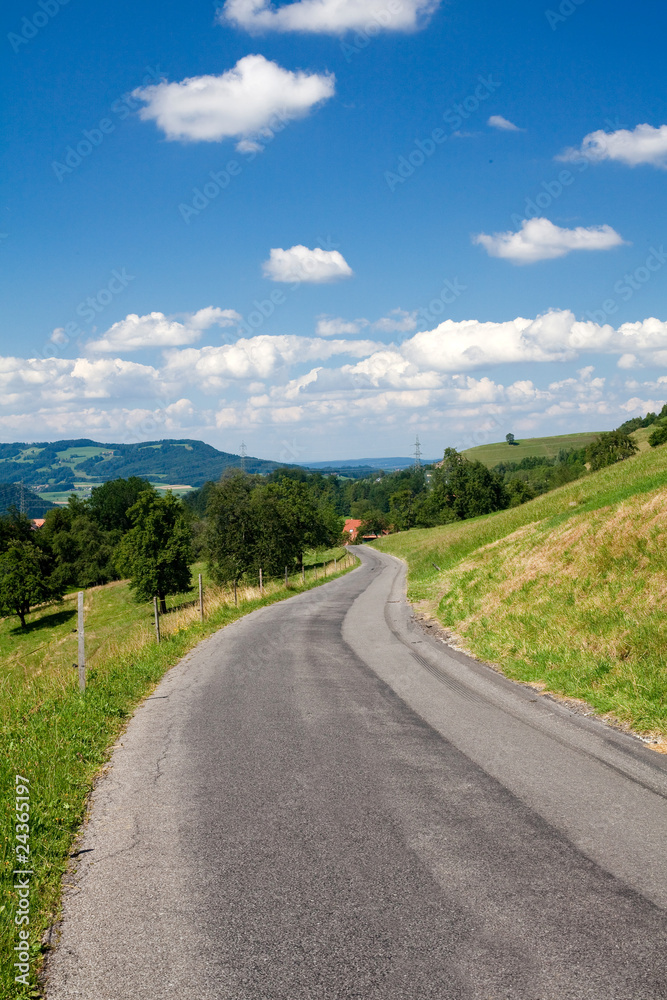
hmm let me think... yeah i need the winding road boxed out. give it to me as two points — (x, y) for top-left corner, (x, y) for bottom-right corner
(47, 546), (667, 999)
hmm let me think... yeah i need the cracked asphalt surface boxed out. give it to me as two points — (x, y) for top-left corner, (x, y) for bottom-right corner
(46, 546), (667, 999)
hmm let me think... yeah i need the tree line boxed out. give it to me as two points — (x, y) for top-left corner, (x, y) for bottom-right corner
(0, 418), (654, 628)
(0, 472), (341, 628)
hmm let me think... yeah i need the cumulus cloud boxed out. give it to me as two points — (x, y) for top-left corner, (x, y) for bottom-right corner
(558, 123), (667, 168)
(220, 0), (440, 34)
(473, 217), (626, 264)
(0, 356), (162, 407)
(87, 308), (241, 353)
(315, 308), (416, 336)
(487, 115), (522, 132)
(8, 309), (667, 454)
(316, 316), (366, 336)
(372, 308), (418, 333)
(163, 335), (381, 391)
(263, 245), (353, 283)
(133, 55), (335, 148)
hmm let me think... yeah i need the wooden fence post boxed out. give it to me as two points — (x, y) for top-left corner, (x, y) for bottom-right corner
(154, 596), (161, 644)
(323, 560), (326, 577)
(334, 557), (337, 572)
(259, 568), (263, 592)
(284, 566), (288, 587)
(199, 573), (204, 622)
(233, 580), (238, 606)
(77, 591), (85, 693)
(301, 564), (305, 584)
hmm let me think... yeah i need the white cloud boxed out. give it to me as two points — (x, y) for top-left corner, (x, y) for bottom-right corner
(220, 0), (440, 34)
(487, 115), (522, 132)
(263, 245), (353, 283)
(473, 217), (626, 264)
(316, 316), (366, 336)
(372, 308), (418, 333)
(133, 55), (335, 148)
(87, 308), (241, 353)
(9, 309), (667, 454)
(558, 123), (667, 169)
(0, 356), (162, 407)
(315, 308), (416, 336)
(163, 335), (381, 391)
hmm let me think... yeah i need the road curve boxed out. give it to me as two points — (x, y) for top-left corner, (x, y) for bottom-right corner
(47, 546), (667, 999)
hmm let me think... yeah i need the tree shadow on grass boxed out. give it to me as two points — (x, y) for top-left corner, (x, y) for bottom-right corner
(10, 608), (77, 636)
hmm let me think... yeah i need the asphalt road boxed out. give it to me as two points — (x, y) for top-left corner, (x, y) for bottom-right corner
(47, 546), (667, 999)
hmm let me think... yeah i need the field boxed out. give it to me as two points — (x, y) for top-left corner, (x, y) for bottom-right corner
(374, 444), (667, 739)
(0, 548), (353, 997)
(462, 431), (602, 467)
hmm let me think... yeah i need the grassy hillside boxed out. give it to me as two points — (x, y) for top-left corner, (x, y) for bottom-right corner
(373, 444), (667, 739)
(462, 431), (601, 468)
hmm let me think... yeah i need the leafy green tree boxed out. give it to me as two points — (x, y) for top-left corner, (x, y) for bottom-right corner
(44, 505), (119, 589)
(648, 423), (667, 448)
(0, 509), (34, 552)
(505, 479), (536, 507)
(506, 432), (517, 445)
(116, 492), (192, 613)
(389, 489), (417, 530)
(0, 540), (62, 627)
(251, 478), (339, 573)
(358, 510), (389, 537)
(586, 431), (638, 471)
(205, 471), (260, 584)
(87, 477), (155, 533)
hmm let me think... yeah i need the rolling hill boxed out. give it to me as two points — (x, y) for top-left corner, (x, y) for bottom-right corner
(462, 431), (601, 467)
(0, 439), (282, 492)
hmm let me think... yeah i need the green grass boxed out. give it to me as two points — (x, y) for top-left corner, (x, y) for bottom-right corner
(0, 548), (354, 998)
(374, 446), (667, 738)
(462, 431), (601, 468)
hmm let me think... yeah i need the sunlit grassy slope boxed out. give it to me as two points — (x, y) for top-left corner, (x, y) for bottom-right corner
(462, 431), (601, 467)
(374, 445), (667, 737)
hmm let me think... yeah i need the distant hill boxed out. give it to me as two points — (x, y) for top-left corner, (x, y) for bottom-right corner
(462, 432), (602, 468)
(304, 457), (437, 473)
(0, 439), (281, 491)
(0, 483), (56, 518)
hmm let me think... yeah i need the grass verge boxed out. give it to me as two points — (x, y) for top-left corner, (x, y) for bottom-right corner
(373, 446), (667, 741)
(0, 548), (354, 998)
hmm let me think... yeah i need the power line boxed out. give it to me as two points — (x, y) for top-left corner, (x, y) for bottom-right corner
(414, 435), (422, 471)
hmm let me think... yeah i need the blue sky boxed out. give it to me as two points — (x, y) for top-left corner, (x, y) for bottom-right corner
(2, 0), (667, 461)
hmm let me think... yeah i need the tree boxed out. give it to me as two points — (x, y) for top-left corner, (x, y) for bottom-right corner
(506, 432), (517, 445)
(205, 471), (259, 584)
(87, 477), (155, 533)
(0, 509), (34, 552)
(0, 540), (62, 627)
(389, 489), (417, 530)
(586, 431), (638, 471)
(116, 492), (191, 613)
(43, 505), (119, 589)
(649, 423), (667, 448)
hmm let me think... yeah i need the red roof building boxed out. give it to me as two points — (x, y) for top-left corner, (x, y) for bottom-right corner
(343, 518), (362, 542)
